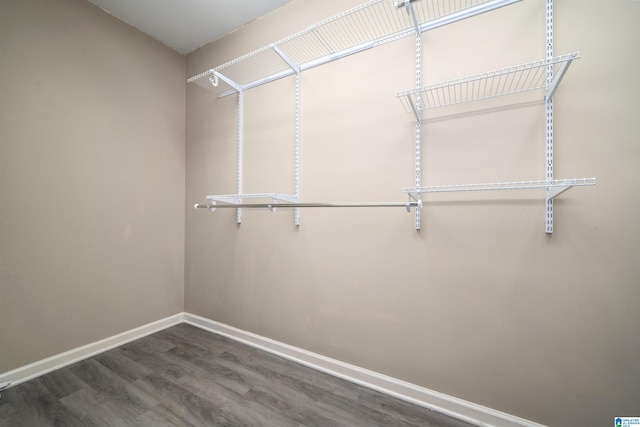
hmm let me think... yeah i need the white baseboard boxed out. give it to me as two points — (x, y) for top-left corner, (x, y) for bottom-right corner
(184, 313), (546, 427)
(0, 313), (184, 388)
(1, 312), (545, 427)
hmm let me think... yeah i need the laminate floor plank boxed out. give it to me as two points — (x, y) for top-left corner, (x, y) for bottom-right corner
(130, 334), (177, 354)
(1, 377), (88, 427)
(1, 324), (475, 427)
(93, 348), (153, 383)
(221, 346), (361, 402)
(213, 349), (385, 426)
(118, 341), (196, 381)
(69, 359), (159, 417)
(201, 341), (361, 407)
(238, 386), (343, 427)
(356, 387), (470, 427)
(175, 372), (247, 409)
(36, 367), (90, 400)
(175, 360), (253, 397)
(135, 403), (195, 427)
(173, 374), (297, 427)
(171, 345), (287, 398)
(60, 387), (134, 427)
(132, 373), (224, 427)
(155, 326), (225, 358)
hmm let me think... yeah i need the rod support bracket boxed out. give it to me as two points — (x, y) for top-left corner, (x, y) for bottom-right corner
(394, 0), (418, 10)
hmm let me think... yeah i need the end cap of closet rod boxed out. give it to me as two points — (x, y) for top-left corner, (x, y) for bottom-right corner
(406, 199), (422, 212)
(194, 202), (217, 212)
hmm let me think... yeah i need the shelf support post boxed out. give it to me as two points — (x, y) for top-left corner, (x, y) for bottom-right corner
(218, 66), (245, 223)
(294, 71), (301, 226)
(237, 88), (244, 224)
(545, 0), (554, 233)
(273, 45), (302, 226)
(411, 3), (423, 230)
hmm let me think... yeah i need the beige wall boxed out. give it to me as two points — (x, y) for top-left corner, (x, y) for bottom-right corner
(186, 1), (640, 426)
(0, 0), (185, 372)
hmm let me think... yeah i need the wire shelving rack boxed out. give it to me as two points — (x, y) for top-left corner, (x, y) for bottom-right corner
(394, 2), (594, 232)
(188, 0), (522, 226)
(188, 0), (520, 98)
(396, 52), (580, 118)
(189, 0), (595, 232)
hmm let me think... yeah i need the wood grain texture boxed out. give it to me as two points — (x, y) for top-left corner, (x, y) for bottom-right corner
(0, 324), (474, 426)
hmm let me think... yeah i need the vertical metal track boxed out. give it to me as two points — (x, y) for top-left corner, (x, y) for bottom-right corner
(294, 73), (301, 226)
(237, 90), (244, 224)
(545, 0), (554, 233)
(414, 12), (423, 231)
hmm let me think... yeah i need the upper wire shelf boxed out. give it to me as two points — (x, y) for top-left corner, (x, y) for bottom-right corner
(188, 0), (521, 97)
(397, 52), (580, 116)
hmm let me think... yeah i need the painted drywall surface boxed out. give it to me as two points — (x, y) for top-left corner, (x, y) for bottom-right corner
(0, 0), (185, 372)
(186, 0), (640, 426)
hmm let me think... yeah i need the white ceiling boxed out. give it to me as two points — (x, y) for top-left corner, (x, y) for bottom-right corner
(87, 0), (296, 55)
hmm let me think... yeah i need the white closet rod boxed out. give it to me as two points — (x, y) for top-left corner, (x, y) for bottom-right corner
(194, 201), (422, 212)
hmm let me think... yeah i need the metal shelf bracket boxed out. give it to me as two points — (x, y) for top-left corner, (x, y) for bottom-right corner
(214, 71), (243, 94)
(546, 185), (571, 200)
(545, 55), (576, 101)
(273, 46), (301, 75)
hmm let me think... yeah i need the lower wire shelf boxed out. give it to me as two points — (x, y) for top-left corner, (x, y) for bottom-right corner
(403, 177), (596, 200)
(206, 193), (298, 204)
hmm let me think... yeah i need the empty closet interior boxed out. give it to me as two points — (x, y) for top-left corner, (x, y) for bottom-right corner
(2, 0), (638, 426)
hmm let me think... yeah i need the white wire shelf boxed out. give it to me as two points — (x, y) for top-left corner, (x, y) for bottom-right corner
(397, 52), (580, 116)
(188, 0), (521, 97)
(404, 177), (596, 200)
(206, 193), (299, 204)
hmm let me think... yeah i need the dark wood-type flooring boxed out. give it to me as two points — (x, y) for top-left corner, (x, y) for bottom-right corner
(0, 323), (474, 426)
